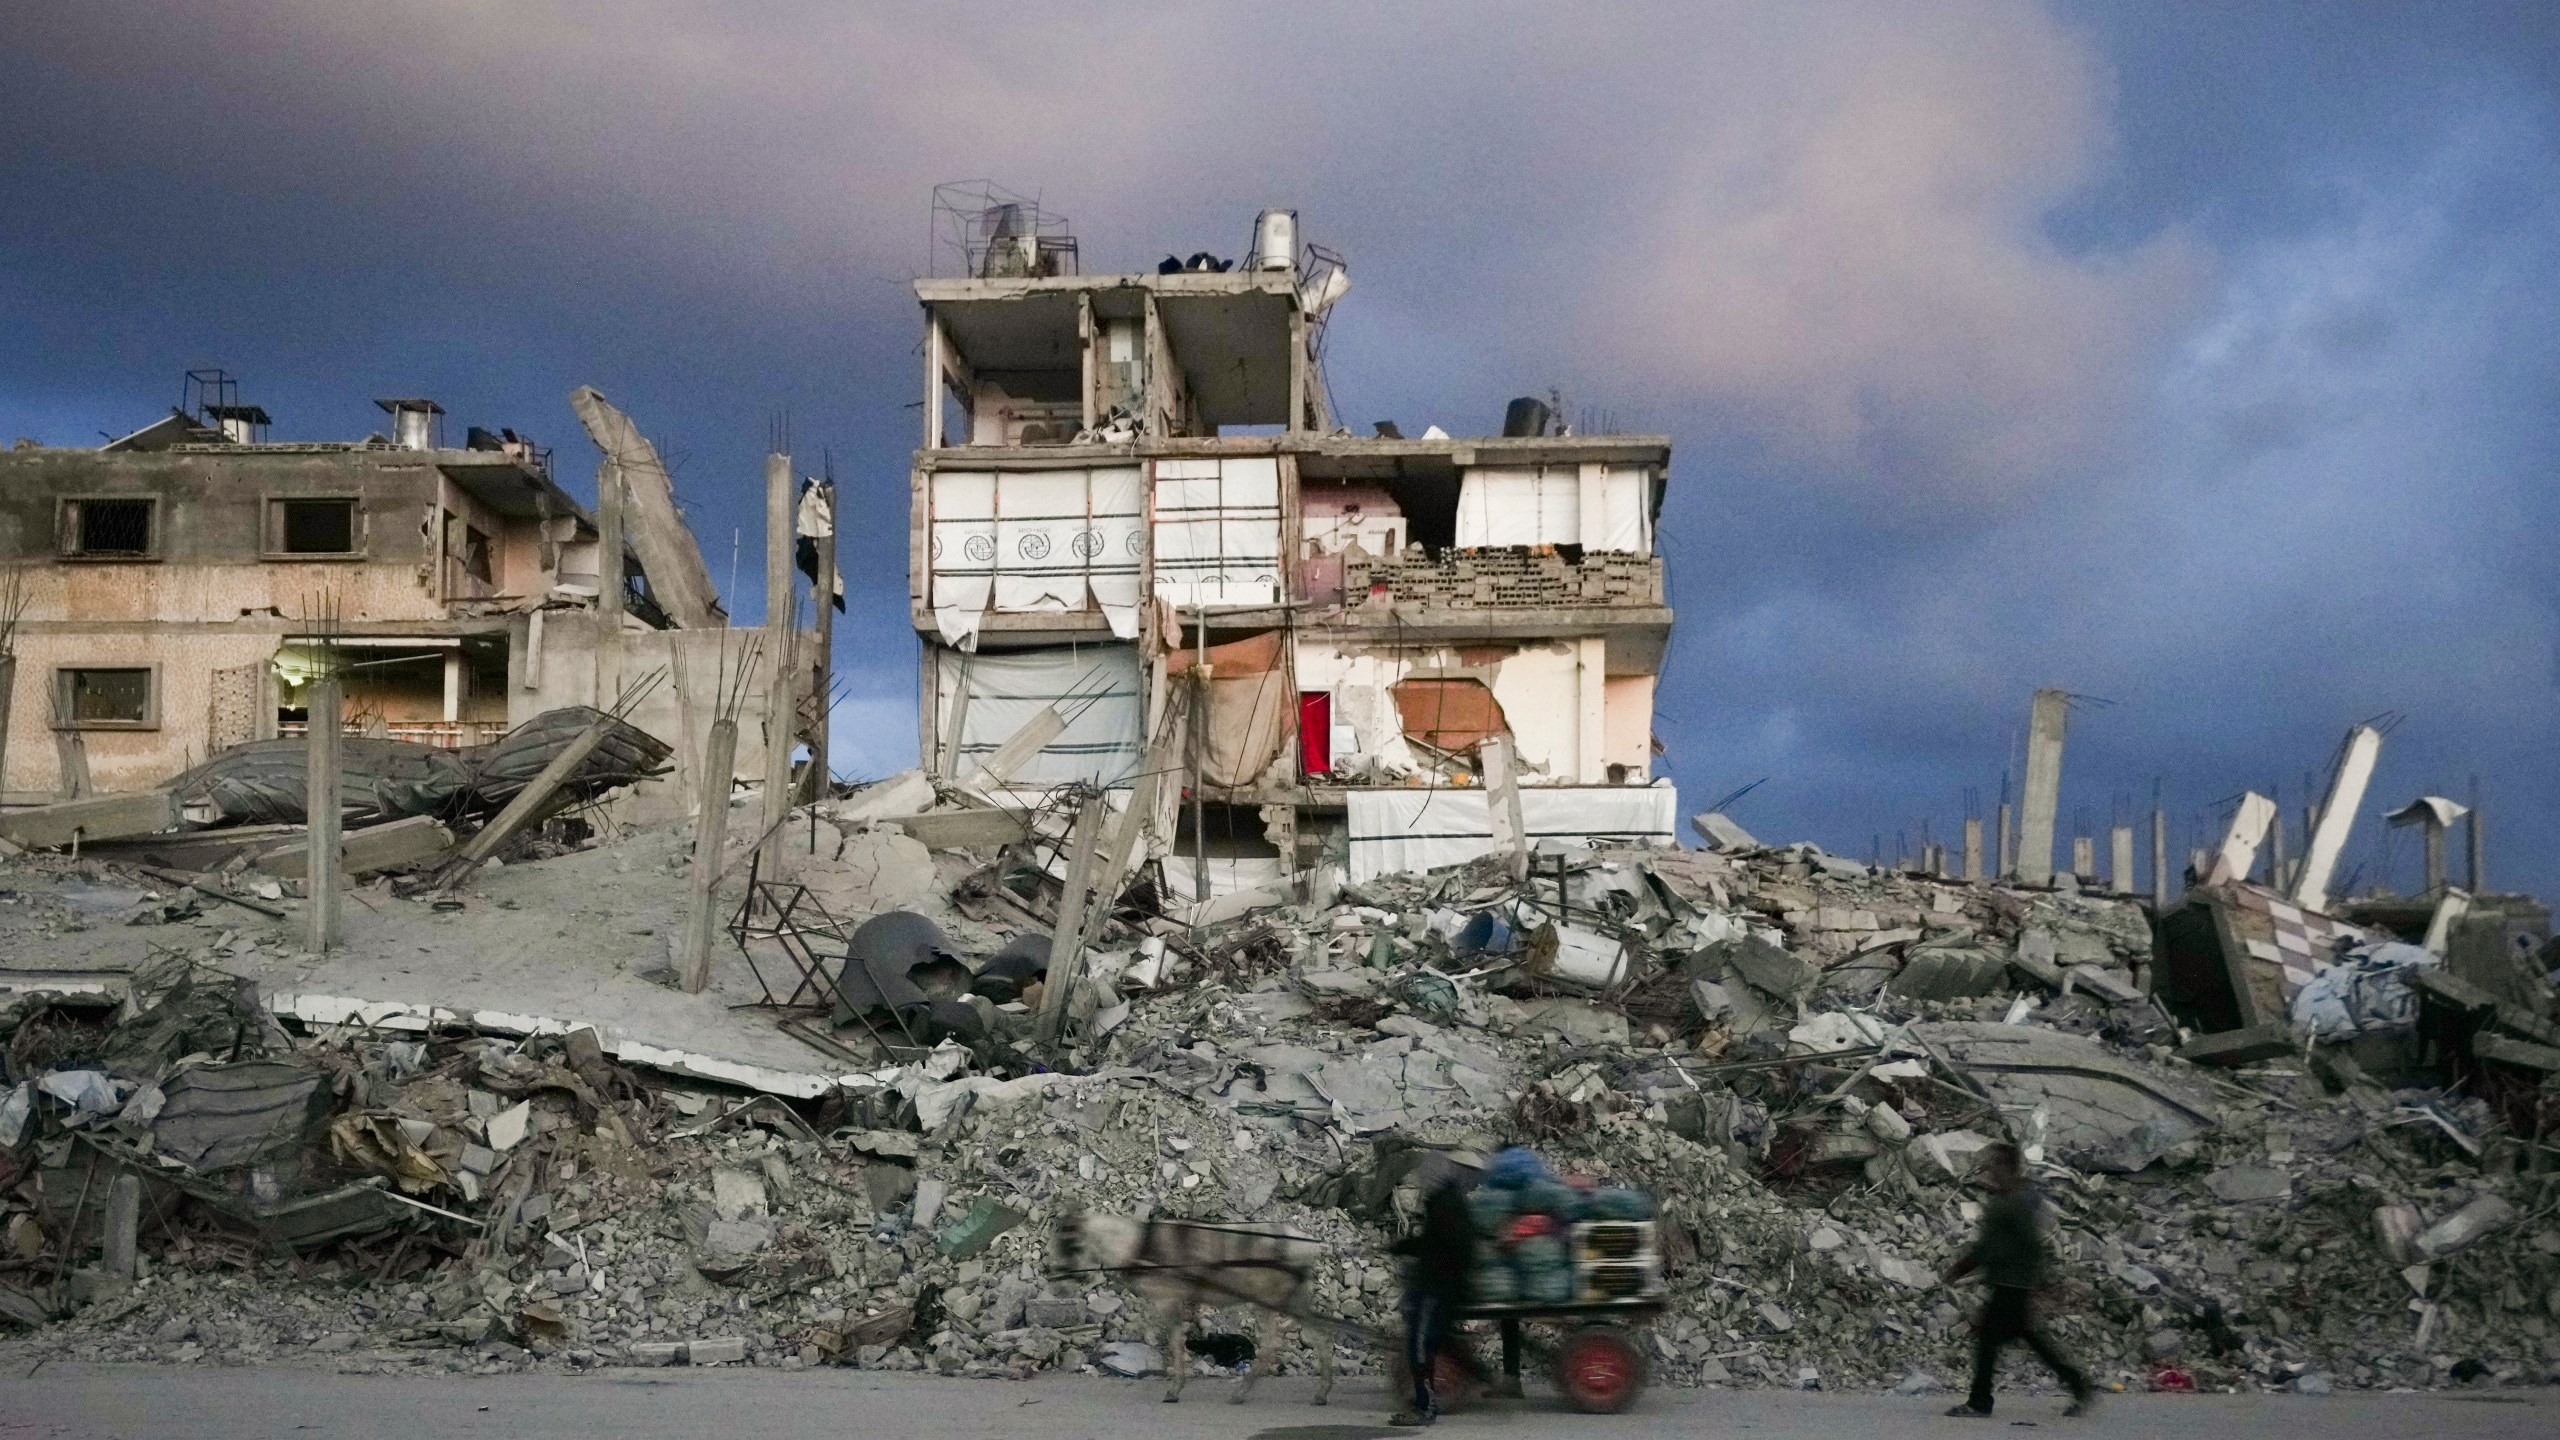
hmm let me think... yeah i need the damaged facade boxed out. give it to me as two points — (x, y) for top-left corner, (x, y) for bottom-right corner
(908, 207), (1675, 904)
(0, 379), (818, 829)
(0, 205), (2552, 1401)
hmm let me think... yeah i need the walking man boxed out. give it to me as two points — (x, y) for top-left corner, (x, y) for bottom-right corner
(1942, 1142), (2095, 1417)
(1388, 1157), (1475, 1426)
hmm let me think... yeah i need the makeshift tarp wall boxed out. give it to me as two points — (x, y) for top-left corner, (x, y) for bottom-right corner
(1344, 784), (1679, 881)
(930, 644), (1144, 788)
(1454, 464), (1653, 552)
(1167, 630), (1291, 790)
(1151, 457), (1281, 608)
(928, 467), (1144, 646)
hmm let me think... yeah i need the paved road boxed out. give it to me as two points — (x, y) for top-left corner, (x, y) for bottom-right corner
(3, 1365), (2552, 1440)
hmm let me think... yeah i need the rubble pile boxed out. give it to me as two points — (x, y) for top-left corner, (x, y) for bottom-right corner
(2, 820), (2556, 1396)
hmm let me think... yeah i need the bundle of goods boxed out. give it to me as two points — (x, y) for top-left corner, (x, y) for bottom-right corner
(1467, 1147), (1659, 1307)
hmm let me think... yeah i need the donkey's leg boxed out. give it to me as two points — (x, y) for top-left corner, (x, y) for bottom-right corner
(1302, 1307), (1337, 1406)
(1229, 1309), (1261, 1404)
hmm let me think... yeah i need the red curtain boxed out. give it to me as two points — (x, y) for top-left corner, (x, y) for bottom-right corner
(1299, 691), (1332, 777)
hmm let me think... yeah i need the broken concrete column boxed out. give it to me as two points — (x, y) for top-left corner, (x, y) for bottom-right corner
(2152, 806), (2169, 909)
(2110, 826), (2134, 896)
(1996, 801), (2014, 879)
(102, 1170), (140, 1285)
(2015, 689), (2066, 884)
(2071, 835), (2094, 881)
(2386, 796), (2467, 895)
(0, 654), (13, 808)
(307, 673), (343, 953)
(680, 717), (741, 995)
(596, 455), (625, 620)
(2466, 796), (2484, 892)
(760, 450), (797, 877)
(1962, 817), (1983, 882)
(2205, 792), (2277, 887)
(1481, 733), (1528, 881)
(2293, 724), (2381, 912)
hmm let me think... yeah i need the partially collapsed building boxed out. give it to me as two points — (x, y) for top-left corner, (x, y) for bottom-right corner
(0, 375), (808, 825)
(909, 206), (1675, 898)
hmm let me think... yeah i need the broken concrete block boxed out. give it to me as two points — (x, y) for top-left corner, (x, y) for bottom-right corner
(1024, 1295), (1087, 1329)
(1691, 811), (1759, 852)
(710, 1167), (769, 1220)
(485, 1101), (531, 1152)
(2415, 1194), (2515, 1259)
(2204, 1166), (2291, 1204)
(2373, 1204), (2421, 1264)
(686, 1336), (747, 1365)
(1717, 936), (1816, 999)
(1864, 1104), (1913, 1144)
(1515, 997), (1629, 1047)
(1908, 1130), (1996, 1183)
(627, 1341), (684, 1366)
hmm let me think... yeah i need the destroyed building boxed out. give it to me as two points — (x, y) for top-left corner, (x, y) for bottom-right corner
(0, 374), (818, 829)
(0, 207), (2552, 1400)
(907, 201), (1675, 903)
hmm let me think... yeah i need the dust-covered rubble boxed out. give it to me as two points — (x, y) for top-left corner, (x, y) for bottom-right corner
(3, 815), (2556, 1397)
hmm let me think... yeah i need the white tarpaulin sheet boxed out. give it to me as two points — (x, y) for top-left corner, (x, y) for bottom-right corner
(933, 644), (1144, 788)
(1152, 457), (1281, 608)
(1454, 465), (1652, 552)
(929, 468), (1144, 645)
(1344, 784), (1679, 881)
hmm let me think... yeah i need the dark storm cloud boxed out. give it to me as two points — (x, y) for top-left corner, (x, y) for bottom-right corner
(3, 2), (2553, 893)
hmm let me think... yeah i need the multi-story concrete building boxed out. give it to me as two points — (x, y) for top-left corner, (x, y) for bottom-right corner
(907, 208), (1678, 892)
(0, 379), (791, 821)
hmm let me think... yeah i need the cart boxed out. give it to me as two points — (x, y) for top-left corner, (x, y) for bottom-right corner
(1390, 1215), (1668, 1414)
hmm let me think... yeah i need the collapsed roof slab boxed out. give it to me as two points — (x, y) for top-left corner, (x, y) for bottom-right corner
(568, 386), (725, 627)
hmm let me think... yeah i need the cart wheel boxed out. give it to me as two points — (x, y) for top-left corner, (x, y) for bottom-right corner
(1554, 1326), (1647, 1414)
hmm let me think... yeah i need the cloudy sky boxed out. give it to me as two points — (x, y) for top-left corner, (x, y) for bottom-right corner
(6, 2), (2554, 897)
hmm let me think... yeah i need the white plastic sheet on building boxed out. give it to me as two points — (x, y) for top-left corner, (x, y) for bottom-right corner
(1453, 464), (1652, 552)
(929, 467), (1144, 645)
(1344, 784), (1679, 882)
(1151, 457), (1281, 608)
(932, 644), (1144, 789)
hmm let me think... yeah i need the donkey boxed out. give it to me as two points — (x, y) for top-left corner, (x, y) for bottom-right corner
(1048, 1207), (1342, 1405)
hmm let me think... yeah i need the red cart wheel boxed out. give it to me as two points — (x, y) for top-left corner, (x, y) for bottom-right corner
(1554, 1325), (1648, 1414)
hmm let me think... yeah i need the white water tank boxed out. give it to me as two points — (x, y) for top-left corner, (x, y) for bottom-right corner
(1250, 209), (1297, 271)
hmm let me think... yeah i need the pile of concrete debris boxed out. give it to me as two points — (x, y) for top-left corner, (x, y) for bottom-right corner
(2, 807), (2555, 1396)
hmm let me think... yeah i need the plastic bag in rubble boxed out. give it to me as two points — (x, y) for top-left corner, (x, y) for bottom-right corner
(0, 1083), (29, 1147)
(2290, 941), (2437, 1037)
(36, 1070), (124, 1116)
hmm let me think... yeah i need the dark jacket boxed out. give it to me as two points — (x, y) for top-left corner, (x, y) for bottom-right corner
(1393, 1184), (1477, 1303)
(1964, 1184), (2048, 1290)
